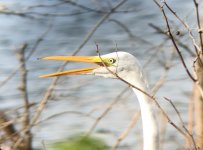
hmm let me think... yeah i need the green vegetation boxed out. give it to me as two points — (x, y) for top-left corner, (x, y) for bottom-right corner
(52, 134), (108, 150)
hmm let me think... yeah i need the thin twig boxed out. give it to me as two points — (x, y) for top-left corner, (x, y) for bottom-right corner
(193, 0), (203, 52)
(33, 0), (128, 129)
(111, 111), (141, 150)
(154, 0), (196, 82)
(62, 0), (133, 14)
(37, 111), (95, 125)
(13, 0), (128, 148)
(96, 45), (193, 147)
(163, 1), (201, 54)
(149, 23), (195, 56)
(0, 10), (35, 19)
(163, 0), (203, 66)
(62, 0), (107, 14)
(87, 87), (129, 135)
(16, 44), (31, 150)
(0, 24), (52, 89)
(26, 1), (68, 9)
(24, 11), (89, 17)
(164, 97), (197, 149)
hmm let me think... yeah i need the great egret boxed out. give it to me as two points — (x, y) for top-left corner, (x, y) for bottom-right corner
(40, 51), (159, 150)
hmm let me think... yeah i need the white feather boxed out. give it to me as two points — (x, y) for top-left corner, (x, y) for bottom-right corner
(93, 51), (159, 150)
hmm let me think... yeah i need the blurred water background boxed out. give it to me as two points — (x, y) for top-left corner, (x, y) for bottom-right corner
(0, 0), (198, 149)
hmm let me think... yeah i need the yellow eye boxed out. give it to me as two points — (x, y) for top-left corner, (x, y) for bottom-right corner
(108, 58), (116, 64)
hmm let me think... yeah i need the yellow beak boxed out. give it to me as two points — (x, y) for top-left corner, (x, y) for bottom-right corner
(39, 55), (103, 78)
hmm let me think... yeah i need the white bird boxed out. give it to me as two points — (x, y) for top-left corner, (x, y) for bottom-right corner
(40, 51), (159, 150)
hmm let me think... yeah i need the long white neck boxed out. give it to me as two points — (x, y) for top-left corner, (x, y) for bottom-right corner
(133, 87), (159, 150)
(126, 74), (159, 150)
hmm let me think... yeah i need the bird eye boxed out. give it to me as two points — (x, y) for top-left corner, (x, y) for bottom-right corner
(108, 58), (116, 64)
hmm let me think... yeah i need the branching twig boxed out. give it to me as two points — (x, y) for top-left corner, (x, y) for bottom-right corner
(164, 97), (197, 149)
(37, 111), (95, 125)
(149, 23), (195, 56)
(163, 1), (201, 54)
(87, 87), (129, 135)
(193, 0), (203, 52)
(111, 111), (141, 150)
(62, 0), (107, 14)
(0, 24), (52, 89)
(16, 44), (31, 150)
(62, 0), (132, 14)
(13, 0), (128, 148)
(110, 19), (153, 46)
(154, 0), (196, 82)
(32, 0), (128, 130)
(96, 45), (194, 148)
(162, 1), (203, 66)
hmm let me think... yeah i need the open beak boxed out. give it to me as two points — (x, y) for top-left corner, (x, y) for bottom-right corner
(39, 55), (104, 78)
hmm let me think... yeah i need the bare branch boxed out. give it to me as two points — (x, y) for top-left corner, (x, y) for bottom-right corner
(193, 0), (203, 52)
(154, 0), (196, 82)
(62, 0), (106, 14)
(163, 1), (201, 54)
(13, 0), (128, 148)
(37, 111), (95, 125)
(111, 111), (140, 150)
(17, 44), (29, 125)
(164, 97), (197, 149)
(62, 0), (133, 14)
(110, 19), (153, 45)
(26, 2), (68, 9)
(0, 24), (52, 89)
(87, 87), (129, 135)
(16, 44), (31, 150)
(96, 44), (194, 148)
(0, 10), (35, 19)
(149, 23), (196, 56)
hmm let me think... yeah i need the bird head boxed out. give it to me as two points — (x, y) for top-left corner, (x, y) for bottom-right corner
(39, 51), (141, 80)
